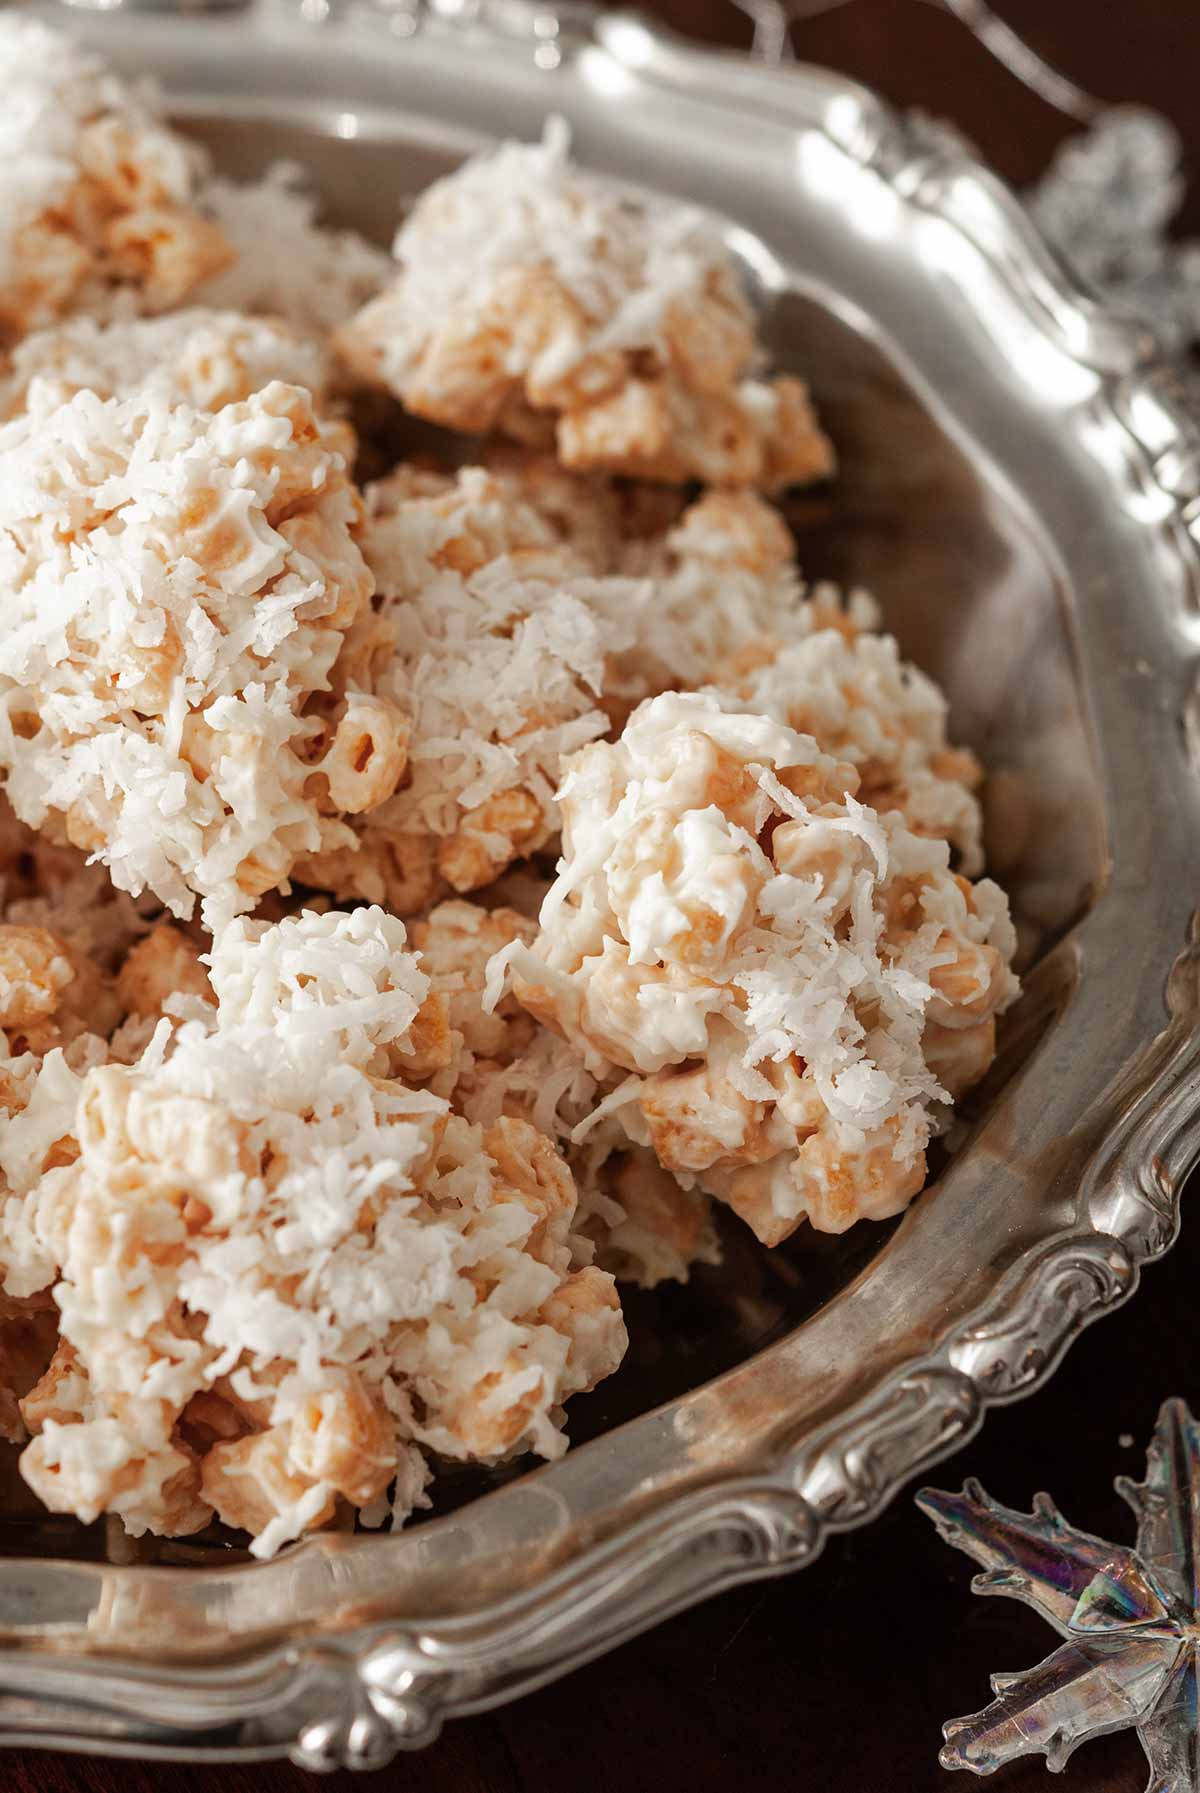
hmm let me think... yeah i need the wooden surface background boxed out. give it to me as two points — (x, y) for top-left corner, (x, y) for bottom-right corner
(11, 4), (1199, 1791)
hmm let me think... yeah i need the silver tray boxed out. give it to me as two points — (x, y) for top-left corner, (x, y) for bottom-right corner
(4, 0), (1200, 1768)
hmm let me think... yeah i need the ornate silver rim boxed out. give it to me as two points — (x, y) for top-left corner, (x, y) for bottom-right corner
(1, 3), (1199, 1768)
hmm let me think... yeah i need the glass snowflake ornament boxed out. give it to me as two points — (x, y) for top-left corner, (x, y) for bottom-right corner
(1031, 108), (1200, 358)
(918, 1399), (1200, 1787)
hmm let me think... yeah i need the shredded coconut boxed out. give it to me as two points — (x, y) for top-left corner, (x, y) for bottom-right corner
(0, 307), (334, 421)
(196, 162), (392, 335)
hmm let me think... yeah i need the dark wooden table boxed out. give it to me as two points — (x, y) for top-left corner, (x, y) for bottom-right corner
(12, 5), (1199, 1792)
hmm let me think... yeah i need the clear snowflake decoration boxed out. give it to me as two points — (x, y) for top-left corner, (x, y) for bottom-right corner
(1032, 109), (1200, 357)
(918, 1399), (1200, 1787)
(742, 1), (1200, 354)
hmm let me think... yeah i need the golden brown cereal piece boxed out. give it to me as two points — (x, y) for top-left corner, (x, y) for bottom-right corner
(0, 1294), (59, 1443)
(19, 1337), (87, 1436)
(293, 829), (446, 919)
(568, 1145), (722, 1292)
(208, 1373), (277, 1437)
(287, 1373), (394, 1509)
(402, 267), (624, 434)
(485, 1116), (577, 1266)
(311, 695), (409, 816)
(565, 379), (811, 490)
(437, 788), (549, 894)
(614, 1153), (714, 1259)
(926, 937), (1010, 1028)
(2, 197), (228, 350)
(0, 926), (75, 1037)
(0, 922), (121, 1053)
(100, 203), (230, 318)
(439, 1358), (551, 1461)
(556, 379), (677, 480)
(710, 1117), (928, 1247)
(390, 989), (458, 1083)
(21, 1419), (213, 1536)
(757, 377), (839, 492)
(923, 1017), (997, 1101)
(178, 1390), (250, 1449)
(200, 1426), (337, 1540)
(666, 488), (796, 577)
(478, 447), (635, 569)
(663, 286), (756, 397)
(537, 1265), (626, 1397)
(155, 1436), (216, 1536)
(637, 1049), (783, 1179)
(411, 900), (537, 1064)
(115, 923), (213, 1020)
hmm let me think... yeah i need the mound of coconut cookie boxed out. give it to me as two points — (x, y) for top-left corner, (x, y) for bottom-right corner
(0, 19), (1018, 1559)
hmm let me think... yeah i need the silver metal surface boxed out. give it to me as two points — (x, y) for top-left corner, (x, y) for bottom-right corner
(4, 0), (1200, 1767)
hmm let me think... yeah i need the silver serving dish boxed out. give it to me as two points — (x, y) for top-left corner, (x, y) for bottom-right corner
(3, 0), (1200, 1767)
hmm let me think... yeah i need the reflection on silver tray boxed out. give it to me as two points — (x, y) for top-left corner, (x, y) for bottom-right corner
(3, 0), (1200, 1768)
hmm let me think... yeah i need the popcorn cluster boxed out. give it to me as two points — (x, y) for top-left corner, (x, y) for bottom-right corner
(0, 21), (1019, 1560)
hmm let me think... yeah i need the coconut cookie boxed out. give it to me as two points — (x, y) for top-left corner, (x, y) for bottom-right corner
(7, 907), (626, 1555)
(0, 379), (406, 925)
(492, 691), (1018, 1247)
(338, 122), (833, 491)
